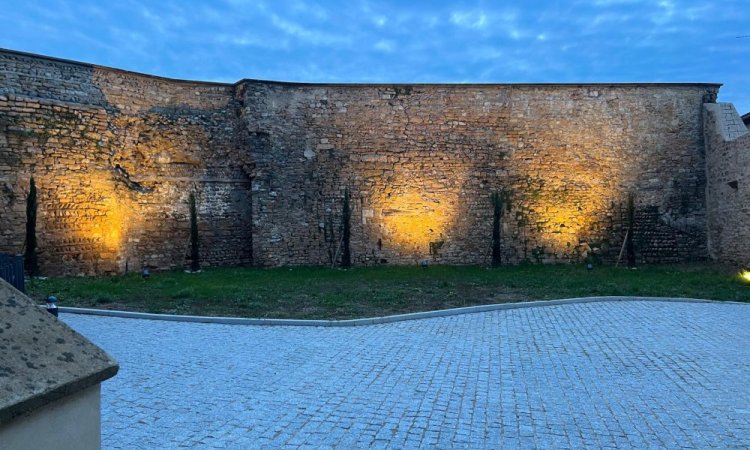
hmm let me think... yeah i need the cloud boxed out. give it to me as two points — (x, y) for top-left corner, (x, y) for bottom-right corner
(372, 15), (387, 27)
(590, 13), (634, 26)
(288, 0), (329, 21)
(468, 46), (504, 61)
(269, 13), (351, 46)
(139, 6), (187, 35)
(214, 32), (289, 50)
(450, 8), (526, 40)
(374, 39), (395, 53)
(592, 0), (644, 5)
(450, 10), (488, 30)
(651, 0), (675, 24)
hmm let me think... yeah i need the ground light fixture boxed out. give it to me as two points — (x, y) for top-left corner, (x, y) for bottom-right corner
(741, 266), (750, 283)
(142, 268), (150, 280)
(46, 295), (58, 317)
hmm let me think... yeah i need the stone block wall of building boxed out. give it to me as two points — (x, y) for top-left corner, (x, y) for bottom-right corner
(704, 103), (750, 266)
(0, 49), (726, 274)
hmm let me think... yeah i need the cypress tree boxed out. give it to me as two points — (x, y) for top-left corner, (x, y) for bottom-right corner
(24, 177), (39, 276)
(626, 193), (636, 268)
(491, 192), (502, 267)
(189, 192), (200, 272)
(341, 188), (351, 268)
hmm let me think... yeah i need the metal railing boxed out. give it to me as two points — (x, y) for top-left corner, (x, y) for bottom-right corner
(0, 254), (25, 293)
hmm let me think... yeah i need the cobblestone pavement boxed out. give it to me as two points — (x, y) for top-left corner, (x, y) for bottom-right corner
(62, 300), (750, 449)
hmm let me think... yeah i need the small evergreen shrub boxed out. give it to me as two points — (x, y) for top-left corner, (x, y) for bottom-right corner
(341, 188), (351, 268)
(189, 192), (200, 272)
(24, 176), (39, 276)
(626, 193), (636, 268)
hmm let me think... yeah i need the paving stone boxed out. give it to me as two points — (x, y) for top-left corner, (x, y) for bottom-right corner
(62, 300), (750, 449)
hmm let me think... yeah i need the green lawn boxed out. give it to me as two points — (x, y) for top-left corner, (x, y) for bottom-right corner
(27, 263), (750, 320)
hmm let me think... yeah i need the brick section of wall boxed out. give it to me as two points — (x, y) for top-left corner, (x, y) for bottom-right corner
(704, 103), (750, 266)
(0, 49), (722, 274)
(241, 82), (714, 266)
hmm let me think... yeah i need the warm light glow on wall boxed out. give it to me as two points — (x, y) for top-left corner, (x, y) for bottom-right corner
(529, 191), (610, 254)
(537, 204), (591, 247)
(513, 117), (637, 259)
(741, 270), (750, 283)
(369, 167), (465, 257)
(67, 173), (134, 262)
(94, 195), (127, 251)
(379, 190), (457, 253)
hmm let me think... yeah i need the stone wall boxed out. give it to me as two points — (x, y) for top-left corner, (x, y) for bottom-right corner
(0, 50), (252, 275)
(704, 103), (750, 266)
(242, 81), (716, 266)
(0, 49), (725, 274)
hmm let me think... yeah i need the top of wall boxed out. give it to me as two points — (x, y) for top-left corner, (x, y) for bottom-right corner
(706, 103), (750, 141)
(1, 48), (723, 90)
(0, 279), (118, 425)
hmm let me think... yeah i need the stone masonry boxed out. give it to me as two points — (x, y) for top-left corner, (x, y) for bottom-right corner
(1, 48), (742, 275)
(0, 50), (252, 275)
(242, 81), (715, 267)
(704, 103), (750, 266)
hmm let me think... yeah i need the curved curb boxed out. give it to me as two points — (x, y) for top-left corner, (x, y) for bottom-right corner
(54, 296), (747, 327)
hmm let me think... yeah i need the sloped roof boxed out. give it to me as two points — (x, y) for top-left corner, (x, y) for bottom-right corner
(0, 279), (118, 424)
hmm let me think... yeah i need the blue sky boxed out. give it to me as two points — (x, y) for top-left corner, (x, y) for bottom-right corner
(1, 0), (748, 113)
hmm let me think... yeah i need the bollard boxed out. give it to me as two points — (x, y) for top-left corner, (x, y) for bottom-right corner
(46, 295), (58, 317)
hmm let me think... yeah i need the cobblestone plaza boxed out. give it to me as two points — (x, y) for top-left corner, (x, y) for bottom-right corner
(63, 300), (750, 449)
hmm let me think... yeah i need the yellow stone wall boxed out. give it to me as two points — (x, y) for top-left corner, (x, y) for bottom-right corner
(0, 49), (722, 274)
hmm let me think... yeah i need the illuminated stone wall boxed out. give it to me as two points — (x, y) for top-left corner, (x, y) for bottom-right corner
(0, 49), (724, 274)
(0, 50), (252, 275)
(704, 103), (750, 266)
(242, 82), (716, 266)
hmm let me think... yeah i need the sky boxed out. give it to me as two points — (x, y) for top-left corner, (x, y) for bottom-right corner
(1, 0), (748, 113)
